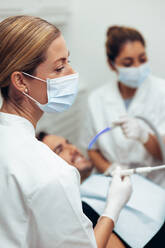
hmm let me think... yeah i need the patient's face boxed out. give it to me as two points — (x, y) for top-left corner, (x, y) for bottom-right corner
(43, 134), (93, 173)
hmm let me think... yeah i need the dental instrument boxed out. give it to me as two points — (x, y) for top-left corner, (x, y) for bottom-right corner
(111, 165), (165, 176)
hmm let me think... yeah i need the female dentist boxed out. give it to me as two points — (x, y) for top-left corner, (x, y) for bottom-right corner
(80, 26), (165, 187)
(0, 16), (132, 248)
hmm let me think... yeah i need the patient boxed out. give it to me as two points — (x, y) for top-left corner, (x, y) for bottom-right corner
(37, 132), (93, 182)
(37, 131), (165, 248)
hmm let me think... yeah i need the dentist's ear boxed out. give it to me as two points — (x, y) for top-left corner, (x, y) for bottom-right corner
(107, 59), (117, 72)
(10, 71), (28, 93)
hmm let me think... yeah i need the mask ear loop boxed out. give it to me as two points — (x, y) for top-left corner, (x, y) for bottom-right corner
(22, 72), (46, 83)
(22, 72), (47, 105)
(23, 91), (41, 105)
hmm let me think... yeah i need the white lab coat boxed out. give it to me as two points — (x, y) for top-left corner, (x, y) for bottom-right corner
(0, 112), (97, 248)
(80, 75), (165, 187)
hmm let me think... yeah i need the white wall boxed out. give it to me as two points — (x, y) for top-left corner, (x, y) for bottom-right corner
(1, 0), (165, 90)
(64, 0), (165, 91)
(1, 0), (165, 146)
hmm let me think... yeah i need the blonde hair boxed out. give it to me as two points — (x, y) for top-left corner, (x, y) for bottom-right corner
(0, 15), (60, 99)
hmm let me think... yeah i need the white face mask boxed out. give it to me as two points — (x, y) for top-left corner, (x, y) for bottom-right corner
(22, 72), (79, 113)
(116, 62), (151, 88)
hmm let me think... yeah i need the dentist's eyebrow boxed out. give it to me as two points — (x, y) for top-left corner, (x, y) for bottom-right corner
(139, 52), (146, 57)
(121, 57), (133, 61)
(54, 51), (70, 63)
(66, 139), (71, 144)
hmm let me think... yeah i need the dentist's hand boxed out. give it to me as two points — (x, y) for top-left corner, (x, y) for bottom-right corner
(113, 116), (149, 144)
(104, 162), (121, 176)
(102, 167), (132, 224)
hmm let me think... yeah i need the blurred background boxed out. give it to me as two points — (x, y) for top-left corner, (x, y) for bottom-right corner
(0, 0), (165, 148)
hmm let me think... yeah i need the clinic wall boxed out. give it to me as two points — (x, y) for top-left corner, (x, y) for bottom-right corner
(1, 0), (165, 149)
(1, 0), (164, 90)
(64, 0), (165, 91)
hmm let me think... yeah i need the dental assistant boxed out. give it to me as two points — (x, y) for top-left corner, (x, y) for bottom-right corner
(0, 16), (132, 248)
(80, 26), (165, 187)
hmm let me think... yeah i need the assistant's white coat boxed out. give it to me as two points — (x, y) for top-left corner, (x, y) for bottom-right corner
(0, 112), (97, 248)
(80, 75), (165, 187)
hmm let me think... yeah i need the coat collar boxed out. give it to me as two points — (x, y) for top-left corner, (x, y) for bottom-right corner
(103, 75), (151, 107)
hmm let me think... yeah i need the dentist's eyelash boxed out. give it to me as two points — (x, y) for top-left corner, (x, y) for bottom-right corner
(55, 67), (64, 72)
(55, 59), (71, 72)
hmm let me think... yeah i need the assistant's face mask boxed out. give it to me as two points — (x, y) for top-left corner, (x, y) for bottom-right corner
(116, 62), (151, 88)
(22, 72), (79, 113)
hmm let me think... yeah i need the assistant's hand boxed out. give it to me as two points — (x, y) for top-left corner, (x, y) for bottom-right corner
(102, 167), (132, 224)
(113, 116), (149, 144)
